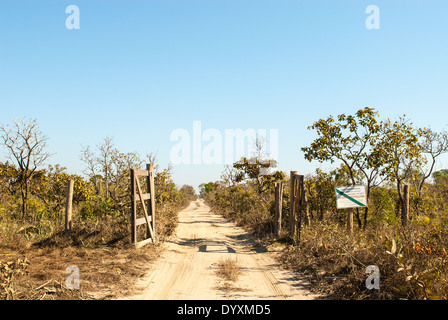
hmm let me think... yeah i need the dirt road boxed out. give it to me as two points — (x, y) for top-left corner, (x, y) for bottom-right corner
(125, 199), (318, 300)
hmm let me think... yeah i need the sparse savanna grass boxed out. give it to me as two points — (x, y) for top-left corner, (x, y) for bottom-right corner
(0, 244), (161, 300)
(214, 281), (252, 293)
(214, 257), (251, 293)
(0, 199), (189, 300)
(215, 257), (242, 282)
(0, 214), (130, 250)
(0, 212), (163, 300)
(278, 218), (448, 300)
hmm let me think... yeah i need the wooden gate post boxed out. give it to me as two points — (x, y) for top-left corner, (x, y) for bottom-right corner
(402, 184), (410, 227)
(130, 169), (137, 244)
(289, 171), (297, 237)
(274, 182), (284, 237)
(295, 175), (304, 246)
(147, 163), (156, 238)
(65, 179), (74, 237)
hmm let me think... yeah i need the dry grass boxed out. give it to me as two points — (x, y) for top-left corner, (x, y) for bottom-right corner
(0, 207), (173, 300)
(215, 257), (242, 282)
(214, 282), (252, 293)
(213, 257), (251, 293)
(0, 244), (161, 300)
(278, 218), (448, 300)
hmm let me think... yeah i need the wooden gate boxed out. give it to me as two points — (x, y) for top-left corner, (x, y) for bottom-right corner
(130, 163), (156, 248)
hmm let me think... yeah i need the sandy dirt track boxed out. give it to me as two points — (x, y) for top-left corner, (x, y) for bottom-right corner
(124, 199), (318, 300)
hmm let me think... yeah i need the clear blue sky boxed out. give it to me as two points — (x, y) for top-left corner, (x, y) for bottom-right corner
(1, 1), (448, 190)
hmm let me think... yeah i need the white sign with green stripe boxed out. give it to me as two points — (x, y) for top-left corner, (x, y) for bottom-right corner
(335, 185), (367, 209)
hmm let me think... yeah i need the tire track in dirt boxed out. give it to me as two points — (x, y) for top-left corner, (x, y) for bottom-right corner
(156, 248), (194, 300)
(259, 266), (288, 299)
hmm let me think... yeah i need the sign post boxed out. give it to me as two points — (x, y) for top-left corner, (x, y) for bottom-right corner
(335, 185), (367, 235)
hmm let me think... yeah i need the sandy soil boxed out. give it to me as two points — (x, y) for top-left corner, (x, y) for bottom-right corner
(123, 199), (318, 300)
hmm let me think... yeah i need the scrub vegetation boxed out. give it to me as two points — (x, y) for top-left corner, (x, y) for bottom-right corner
(0, 119), (196, 300)
(201, 108), (448, 300)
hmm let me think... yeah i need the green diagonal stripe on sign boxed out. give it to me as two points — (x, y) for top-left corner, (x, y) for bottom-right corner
(336, 189), (366, 207)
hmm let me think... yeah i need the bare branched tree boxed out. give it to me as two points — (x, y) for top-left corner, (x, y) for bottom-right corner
(220, 165), (238, 187)
(413, 129), (448, 213)
(0, 118), (51, 219)
(147, 151), (159, 174)
(97, 136), (114, 200)
(80, 145), (100, 194)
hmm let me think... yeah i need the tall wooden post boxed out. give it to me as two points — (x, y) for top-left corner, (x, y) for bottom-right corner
(295, 175), (304, 245)
(402, 184), (410, 227)
(65, 180), (74, 237)
(130, 169), (137, 244)
(274, 182), (284, 237)
(289, 171), (297, 237)
(148, 163), (156, 239)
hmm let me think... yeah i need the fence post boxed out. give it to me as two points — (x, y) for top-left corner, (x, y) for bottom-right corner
(148, 163), (156, 239)
(130, 169), (137, 245)
(65, 180), (74, 237)
(274, 182), (283, 237)
(402, 184), (410, 227)
(295, 175), (304, 246)
(289, 171), (297, 237)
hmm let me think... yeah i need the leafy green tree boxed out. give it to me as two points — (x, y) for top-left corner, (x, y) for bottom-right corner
(199, 182), (215, 198)
(179, 185), (197, 203)
(374, 116), (425, 222)
(233, 157), (285, 194)
(301, 108), (383, 228)
(430, 169), (448, 213)
(109, 149), (142, 208)
(433, 169), (448, 183)
(0, 161), (18, 197)
(154, 165), (178, 204)
(305, 169), (336, 221)
(33, 164), (95, 214)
